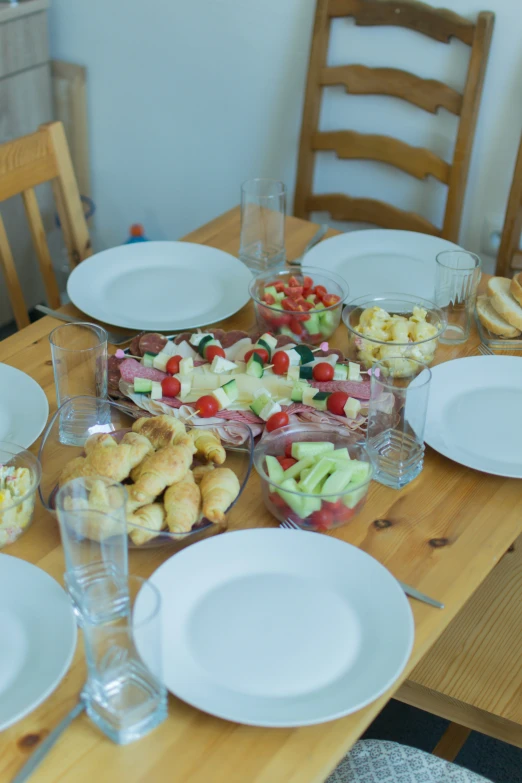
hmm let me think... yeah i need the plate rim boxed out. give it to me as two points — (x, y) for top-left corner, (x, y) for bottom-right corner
(425, 355), (522, 478)
(0, 364), (49, 448)
(0, 554), (77, 731)
(148, 529), (414, 727)
(67, 241), (252, 331)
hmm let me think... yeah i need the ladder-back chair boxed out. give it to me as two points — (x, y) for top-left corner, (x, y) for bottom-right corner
(496, 130), (522, 276)
(295, 0), (494, 242)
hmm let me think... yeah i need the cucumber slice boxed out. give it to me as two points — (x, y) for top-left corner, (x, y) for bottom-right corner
(264, 285), (279, 300)
(290, 384), (304, 402)
(257, 338), (272, 359)
(260, 333), (278, 352)
(311, 391), (331, 412)
(348, 460), (372, 485)
(282, 456), (314, 481)
(343, 484), (368, 509)
(294, 345), (314, 365)
(276, 478), (304, 516)
(189, 332), (213, 347)
(298, 456), (335, 493)
(141, 352), (157, 368)
(322, 468), (353, 497)
(299, 365), (313, 380)
(265, 455), (284, 484)
(221, 378), (238, 402)
(134, 377), (153, 393)
(304, 313), (321, 335)
(250, 395), (270, 416)
(197, 335), (213, 357)
(300, 495), (322, 518)
(246, 353), (264, 378)
(291, 441), (334, 461)
(279, 326), (295, 338)
(259, 400), (282, 422)
(302, 387), (318, 407)
(150, 381), (163, 400)
(333, 364), (348, 381)
(329, 448), (351, 462)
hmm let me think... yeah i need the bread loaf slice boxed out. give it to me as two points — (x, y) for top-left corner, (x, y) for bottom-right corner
(487, 277), (522, 330)
(510, 271), (522, 307)
(476, 295), (521, 337)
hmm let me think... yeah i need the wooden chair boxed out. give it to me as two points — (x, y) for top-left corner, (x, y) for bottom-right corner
(395, 533), (522, 761)
(0, 121), (91, 330)
(496, 131), (522, 276)
(295, 0), (494, 242)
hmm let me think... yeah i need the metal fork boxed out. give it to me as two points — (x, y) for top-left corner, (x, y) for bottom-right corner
(279, 519), (444, 609)
(477, 342), (494, 356)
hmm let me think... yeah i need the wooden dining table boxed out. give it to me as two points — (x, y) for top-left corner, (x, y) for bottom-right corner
(1, 207), (521, 783)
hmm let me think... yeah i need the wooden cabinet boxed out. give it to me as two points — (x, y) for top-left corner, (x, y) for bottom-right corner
(0, 0), (53, 327)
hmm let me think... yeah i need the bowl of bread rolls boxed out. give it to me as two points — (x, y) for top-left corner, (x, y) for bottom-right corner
(476, 273), (522, 342)
(38, 396), (253, 548)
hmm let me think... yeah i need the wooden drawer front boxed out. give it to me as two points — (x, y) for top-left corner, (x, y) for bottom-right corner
(0, 11), (49, 80)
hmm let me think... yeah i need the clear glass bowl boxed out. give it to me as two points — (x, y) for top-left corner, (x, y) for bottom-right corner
(0, 442), (41, 549)
(249, 266), (349, 345)
(253, 423), (373, 533)
(38, 396), (254, 549)
(342, 293), (447, 376)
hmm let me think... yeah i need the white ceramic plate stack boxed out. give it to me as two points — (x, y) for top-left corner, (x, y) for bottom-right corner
(141, 529), (414, 727)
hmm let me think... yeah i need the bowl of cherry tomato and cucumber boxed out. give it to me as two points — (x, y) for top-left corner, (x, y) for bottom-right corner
(248, 267), (349, 345)
(253, 424), (373, 533)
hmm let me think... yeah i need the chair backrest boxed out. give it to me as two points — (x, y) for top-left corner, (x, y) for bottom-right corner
(0, 121), (91, 330)
(294, 0), (494, 242)
(496, 131), (522, 276)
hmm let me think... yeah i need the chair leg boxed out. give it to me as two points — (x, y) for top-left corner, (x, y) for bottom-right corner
(432, 722), (472, 762)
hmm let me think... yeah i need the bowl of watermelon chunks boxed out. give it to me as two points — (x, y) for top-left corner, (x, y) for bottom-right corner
(254, 423), (373, 533)
(249, 267), (349, 345)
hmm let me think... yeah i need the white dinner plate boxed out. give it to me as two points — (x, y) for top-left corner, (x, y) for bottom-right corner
(304, 230), (461, 299)
(0, 364), (48, 447)
(144, 529), (414, 727)
(0, 554), (77, 730)
(67, 242), (253, 331)
(425, 356), (522, 478)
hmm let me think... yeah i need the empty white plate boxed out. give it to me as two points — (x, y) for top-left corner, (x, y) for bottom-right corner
(0, 555), (77, 730)
(425, 356), (522, 478)
(0, 364), (49, 447)
(304, 230), (460, 299)
(67, 242), (253, 331)
(145, 529), (414, 727)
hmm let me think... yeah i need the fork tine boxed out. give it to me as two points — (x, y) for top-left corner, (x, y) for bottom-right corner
(280, 519), (300, 530)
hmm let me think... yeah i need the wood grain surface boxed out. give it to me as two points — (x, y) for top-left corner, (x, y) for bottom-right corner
(0, 209), (520, 783)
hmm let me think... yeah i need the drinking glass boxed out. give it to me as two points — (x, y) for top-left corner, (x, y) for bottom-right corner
(434, 251), (481, 344)
(49, 323), (108, 445)
(82, 576), (168, 745)
(366, 358), (432, 489)
(239, 178), (286, 272)
(55, 477), (129, 625)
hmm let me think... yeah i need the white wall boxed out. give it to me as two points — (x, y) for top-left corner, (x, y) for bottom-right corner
(48, 0), (522, 272)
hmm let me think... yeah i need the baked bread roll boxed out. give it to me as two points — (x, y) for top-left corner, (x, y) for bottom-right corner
(510, 271), (522, 307)
(487, 277), (522, 330)
(476, 295), (521, 337)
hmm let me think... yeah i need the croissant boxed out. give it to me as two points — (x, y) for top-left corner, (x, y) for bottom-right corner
(132, 415), (187, 450)
(84, 433), (117, 455)
(61, 479), (124, 541)
(127, 502), (166, 546)
(200, 467), (240, 525)
(192, 464), (215, 484)
(190, 429), (226, 465)
(129, 441), (194, 502)
(164, 472), (201, 533)
(58, 456), (98, 487)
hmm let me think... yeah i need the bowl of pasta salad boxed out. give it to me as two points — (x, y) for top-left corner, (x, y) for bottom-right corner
(342, 294), (446, 377)
(0, 442), (41, 548)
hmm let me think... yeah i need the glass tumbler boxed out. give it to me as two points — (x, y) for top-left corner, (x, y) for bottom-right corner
(49, 323), (108, 445)
(55, 477), (129, 625)
(366, 358), (432, 489)
(434, 251), (481, 344)
(82, 576), (168, 745)
(239, 178), (286, 272)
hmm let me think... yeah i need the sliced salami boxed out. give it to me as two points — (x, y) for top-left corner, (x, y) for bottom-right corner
(139, 332), (167, 356)
(274, 334), (296, 349)
(119, 358), (167, 384)
(311, 380), (371, 399)
(173, 332), (194, 345)
(153, 396), (183, 409)
(128, 334), (143, 358)
(220, 330), (250, 348)
(108, 355), (124, 391)
(316, 348), (344, 361)
(215, 409), (262, 424)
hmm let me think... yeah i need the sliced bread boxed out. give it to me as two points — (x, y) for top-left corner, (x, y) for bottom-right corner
(476, 294), (521, 337)
(510, 271), (522, 307)
(487, 276), (522, 330)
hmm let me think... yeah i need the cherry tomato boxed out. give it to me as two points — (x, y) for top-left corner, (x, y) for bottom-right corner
(266, 313), (292, 328)
(272, 350), (290, 375)
(244, 348), (269, 364)
(279, 457), (297, 471)
(295, 298), (313, 311)
(284, 285), (304, 299)
(281, 297), (299, 312)
(161, 376), (181, 398)
(289, 318), (305, 335)
(314, 284), (327, 299)
(326, 391), (349, 416)
(322, 293), (341, 307)
(303, 275), (313, 289)
(266, 411), (290, 432)
(284, 443), (294, 459)
(313, 362), (334, 382)
(302, 288), (312, 299)
(322, 499), (344, 514)
(307, 332), (323, 342)
(288, 275), (300, 287)
(269, 492), (289, 511)
(196, 395), (219, 417)
(205, 345), (226, 362)
(267, 281), (285, 293)
(334, 505), (356, 524)
(310, 508), (334, 531)
(276, 455), (287, 466)
(166, 355), (183, 375)
(263, 293), (275, 305)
